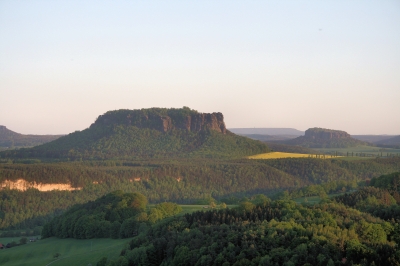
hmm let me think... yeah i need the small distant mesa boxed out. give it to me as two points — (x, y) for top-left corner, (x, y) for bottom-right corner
(304, 127), (350, 140)
(281, 127), (368, 148)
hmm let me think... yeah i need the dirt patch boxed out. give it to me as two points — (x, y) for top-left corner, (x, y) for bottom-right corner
(0, 179), (81, 191)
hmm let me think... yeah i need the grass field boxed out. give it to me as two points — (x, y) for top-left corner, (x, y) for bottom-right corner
(0, 237), (132, 266)
(247, 152), (339, 159)
(293, 192), (348, 205)
(0, 205), (235, 266)
(0, 236), (40, 246)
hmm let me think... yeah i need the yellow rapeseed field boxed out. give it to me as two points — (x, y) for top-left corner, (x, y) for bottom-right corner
(247, 152), (336, 159)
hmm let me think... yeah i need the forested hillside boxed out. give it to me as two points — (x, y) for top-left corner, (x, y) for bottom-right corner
(0, 108), (269, 160)
(1, 157), (400, 230)
(331, 172), (400, 221)
(41, 191), (182, 240)
(101, 200), (400, 265)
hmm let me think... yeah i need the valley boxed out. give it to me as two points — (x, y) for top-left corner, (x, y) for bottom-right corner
(1, 108), (400, 265)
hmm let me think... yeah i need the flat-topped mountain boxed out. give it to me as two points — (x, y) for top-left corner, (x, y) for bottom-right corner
(281, 127), (368, 148)
(92, 107), (226, 134)
(304, 127), (349, 139)
(0, 125), (63, 149)
(1, 107), (269, 159)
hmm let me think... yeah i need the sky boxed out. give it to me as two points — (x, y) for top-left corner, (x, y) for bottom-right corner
(1, 1), (399, 135)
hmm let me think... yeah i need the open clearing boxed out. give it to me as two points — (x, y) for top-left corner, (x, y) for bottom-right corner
(294, 192), (348, 205)
(247, 152), (339, 159)
(0, 205), (236, 266)
(0, 237), (132, 266)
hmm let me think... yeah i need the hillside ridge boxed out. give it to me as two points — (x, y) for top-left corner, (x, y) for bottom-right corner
(0, 107), (269, 159)
(0, 125), (63, 149)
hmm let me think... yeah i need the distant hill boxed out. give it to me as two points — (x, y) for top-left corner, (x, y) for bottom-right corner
(0, 125), (63, 149)
(263, 142), (317, 154)
(351, 135), (396, 143)
(229, 128), (304, 136)
(0, 107), (269, 160)
(280, 127), (368, 148)
(375, 135), (400, 148)
(237, 134), (299, 142)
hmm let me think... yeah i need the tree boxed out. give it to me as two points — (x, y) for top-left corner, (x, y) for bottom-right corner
(19, 237), (28, 245)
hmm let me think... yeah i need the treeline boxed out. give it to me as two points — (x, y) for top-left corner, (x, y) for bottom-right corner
(41, 191), (181, 239)
(370, 172), (400, 190)
(0, 189), (93, 230)
(334, 187), (400, 221)
(265, 142), (316, 154)
(99, 200), (400, 266)
(264, 157), (400, 181)
(1, 158), (400, 230)
(332, 172), (400, 221)
(275, 180), (358, 200)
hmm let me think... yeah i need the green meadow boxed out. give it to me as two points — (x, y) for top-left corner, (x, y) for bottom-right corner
(0, 204), (235, 266)
(293, 192), (349, 205)
(0, 237), (132, 266)
(314, 145), (400, 157)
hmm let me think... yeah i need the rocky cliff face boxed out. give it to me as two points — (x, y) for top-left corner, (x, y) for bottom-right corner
(93, 108), (227, 134)
(304, 128), (350, 140)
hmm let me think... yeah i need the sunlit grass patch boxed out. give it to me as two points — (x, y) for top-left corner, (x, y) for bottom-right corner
(247, 152), (338, 159)
(0, 237), (131, 266)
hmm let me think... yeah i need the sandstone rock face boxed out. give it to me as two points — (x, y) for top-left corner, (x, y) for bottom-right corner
(93, 108), (227, 134)
(188, 113), (226, 133)
(304, 128), (350, 140)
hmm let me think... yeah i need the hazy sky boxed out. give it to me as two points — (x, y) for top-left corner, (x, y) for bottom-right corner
(1, 1), (399, 135)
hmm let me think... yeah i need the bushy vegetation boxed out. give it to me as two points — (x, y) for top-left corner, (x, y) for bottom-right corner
(332, 172), (400, 221)
(41, 191), (181, 239)
(101, 200), (400, 266)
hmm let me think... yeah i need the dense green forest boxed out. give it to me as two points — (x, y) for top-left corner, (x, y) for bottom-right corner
(331, 172), (400, 221)
(98, 199), (400, 266)
(1, 158), (400, 230)
(41, 191), (182, 239)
